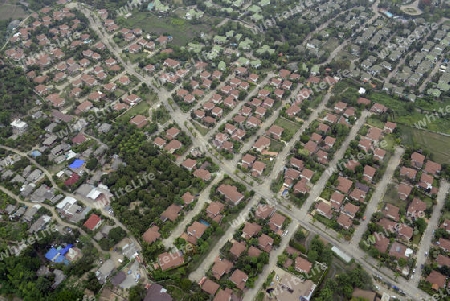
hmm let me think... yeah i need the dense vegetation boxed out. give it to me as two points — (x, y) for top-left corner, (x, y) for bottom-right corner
(0, 65), (35, 137)
(314, 265), (373, 301)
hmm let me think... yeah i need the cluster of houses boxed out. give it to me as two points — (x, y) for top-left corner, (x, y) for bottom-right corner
(181, 156), (213, 182)
(198, 203), (287, 298)
(153, 126), (185, 154)
(341, 12), (450, 98)
(428, 220), (450, 291)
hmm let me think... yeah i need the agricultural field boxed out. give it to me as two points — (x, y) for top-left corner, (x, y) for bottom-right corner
(0, 0), (27, 20)
(399, 125), (450, 164)
(119, 12), (213, 46)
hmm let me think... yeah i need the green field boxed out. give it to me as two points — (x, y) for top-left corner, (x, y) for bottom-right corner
(117, 101), (150, 122)
(119, 12), (212, 46)
(274, 117), (301, 141)
(0, 1), (27, 20)
(399, 125), (450, 164)
(367, 92), (450, 134)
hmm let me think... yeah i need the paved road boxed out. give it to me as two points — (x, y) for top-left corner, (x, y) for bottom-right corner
(351, 147), (405, 245)
(188, 196), (262, 282)
(202, 73), (274, 141)
(412, 180), (450, 287)
(266, 90), (333, 185)
(162, 173), (224, 248)
(0, 185), (105, 254)
(0, 145), (142, 254)
(72, 4), (434, 300)
(243, 220), (299, 301)
(243, 111), (370, 301)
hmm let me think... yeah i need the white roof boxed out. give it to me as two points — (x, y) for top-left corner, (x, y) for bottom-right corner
(56, 196), (77, 209)
(331, 246), (352, 263)
(42, 215), (52, 223)
(66, 150), (77, 161)
(87, 188), (102, 200)
(358, 87), (366, 94)
(11, 119), (27, 128)
(405, 248), (413, 257)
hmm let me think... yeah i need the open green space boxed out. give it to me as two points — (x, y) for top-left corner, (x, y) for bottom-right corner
(117, 101), (150, 122)
(274, 118), (300, 141)
(399, 125), (450, 164)
(0, 2), (27, 20)
(119, 12), (212, 46)
(367, 91), (450, 134)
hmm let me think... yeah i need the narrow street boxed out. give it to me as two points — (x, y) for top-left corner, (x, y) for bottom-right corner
(351, 147), (404, 245)
(162, 173), (224, 248)
(188, 196), (262, 282)
(412, 180), (450, 287)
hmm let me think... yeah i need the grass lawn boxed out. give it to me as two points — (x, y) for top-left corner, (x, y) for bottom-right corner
(120, 12), (212, 46)
(0, 2), (27, 20)
(274, 118), (300, 141)
(191, 120), (210, 136)
(117, 101), (150, 122)
(399, 125), (450, 164)
(125, 52), (149, 64)
(367, 91), (450, 134)
(367, 117), (384, 129)
(269, 139), (285, 152)
(442, 210), (450, 221)
(383, 183), (407, 210)
(412, 234), (421, 245)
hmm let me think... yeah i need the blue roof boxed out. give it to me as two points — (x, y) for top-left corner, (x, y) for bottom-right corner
(45, 248), (58, 261)
(31, 150), (41, 157)
(69, 159), (85, 169)
(60, 244), (73, 256)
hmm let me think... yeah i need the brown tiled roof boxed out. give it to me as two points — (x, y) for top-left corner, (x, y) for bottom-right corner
(229, 269), (248, 290)
(161, 204), (182, 222)
(142, 225), (160, 243)
(411, 152), (425, 167)
(424, 160), (441, 176)
(248, 246), (262, 257)
(217, 184), (244, 205)
(182, 192), (195, 205)
(255, 204), (275, 219)
(398, 183), (413, 200)
(383, 203), (400, 221)
(437, 255), (450, 267)
(398, 224), (413, 240)
(374, 236), (390, 253)
(201, 279), (219, 295)
(316, 201), (332, 219)
(158, 252), (184, 271)
(407, 197), (427, 216)
(389, 242), (408, 260)
(242, 222), (261, 238)
(400, 167), (417, 180)
(229, 241), (246, 258)
(213, 289), (232, 301)
(212, 259), (233, 280)
(337, 177), (353, 194)
(187, 221), (208, 239)
(294, 257), (312, 273)
(337, 213), (352, 229)
(426, 271), (446, 290)
(342, 203), (359, 217)
(439, 238), (450, 251)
